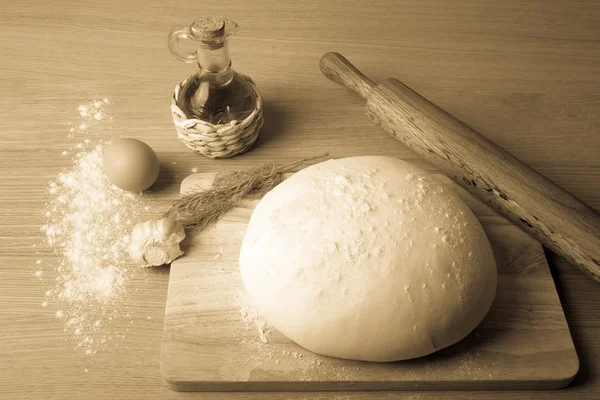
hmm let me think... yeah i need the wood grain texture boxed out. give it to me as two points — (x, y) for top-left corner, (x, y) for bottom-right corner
(1, 0), (599, 399)
(321, 52), (600, 282)
(320, 53), (375, 99)
(370, 78), (600, 282)
(161, 172), (578, 391)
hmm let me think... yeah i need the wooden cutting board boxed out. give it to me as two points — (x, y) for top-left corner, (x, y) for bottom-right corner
(160, 172), (578, 392)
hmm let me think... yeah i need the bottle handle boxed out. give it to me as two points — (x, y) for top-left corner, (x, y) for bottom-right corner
(168, 27), (198, 63)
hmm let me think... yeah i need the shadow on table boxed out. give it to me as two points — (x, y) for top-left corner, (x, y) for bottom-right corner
(151, 163), (180, 193)
(251, 100), (289, 150)
(547, 249), (590, 389)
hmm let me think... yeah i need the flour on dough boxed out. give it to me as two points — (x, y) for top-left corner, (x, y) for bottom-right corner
(239, 156), (497, 362)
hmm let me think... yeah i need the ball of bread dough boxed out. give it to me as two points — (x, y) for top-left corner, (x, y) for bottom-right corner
(239, 156), (497, 362)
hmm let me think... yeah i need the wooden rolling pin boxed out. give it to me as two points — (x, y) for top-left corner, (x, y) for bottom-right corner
(320, 52), (600, 283)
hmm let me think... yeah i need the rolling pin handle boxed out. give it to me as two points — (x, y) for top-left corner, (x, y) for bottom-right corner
(320, 52), (375, 100)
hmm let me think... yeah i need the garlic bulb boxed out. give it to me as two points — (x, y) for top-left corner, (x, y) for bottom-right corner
(129, 217), (186, 267)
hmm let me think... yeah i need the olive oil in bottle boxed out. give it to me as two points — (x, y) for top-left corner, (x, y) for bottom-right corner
(168, 16), (257, 125)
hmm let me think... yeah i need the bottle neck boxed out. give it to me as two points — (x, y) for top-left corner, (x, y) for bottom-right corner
(197, 42), (230, 73)
(197, 42), (233, 86)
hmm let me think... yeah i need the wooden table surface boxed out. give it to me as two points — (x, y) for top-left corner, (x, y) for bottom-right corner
(1, 1), (599, 399)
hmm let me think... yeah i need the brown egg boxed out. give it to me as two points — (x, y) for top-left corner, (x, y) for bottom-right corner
(103, 138), (160, 192)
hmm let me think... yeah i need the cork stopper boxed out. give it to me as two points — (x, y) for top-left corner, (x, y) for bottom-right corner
(191, 16), (226, 40)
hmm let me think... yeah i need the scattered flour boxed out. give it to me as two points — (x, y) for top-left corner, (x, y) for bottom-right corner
(236, 290), (271, 343)
(233, 288), (336, 377)
(70, 98), (111, 135)
(38, 99), (148, 356)
(213, 246), (224, 260)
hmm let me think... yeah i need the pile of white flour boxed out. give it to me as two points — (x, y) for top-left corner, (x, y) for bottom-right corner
(37, 99), (149, 356)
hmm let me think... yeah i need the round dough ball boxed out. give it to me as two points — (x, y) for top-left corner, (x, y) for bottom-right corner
(103, 138), (160, 192)
(239, 156), (497, 362)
